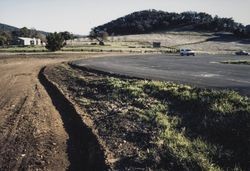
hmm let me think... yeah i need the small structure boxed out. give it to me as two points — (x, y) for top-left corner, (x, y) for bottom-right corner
(153, 42), (161, 48)
(16, 37), (43, 46)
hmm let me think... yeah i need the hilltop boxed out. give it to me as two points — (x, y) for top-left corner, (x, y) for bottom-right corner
(0, 23), (19, 32)
(93, 10), (250, 37)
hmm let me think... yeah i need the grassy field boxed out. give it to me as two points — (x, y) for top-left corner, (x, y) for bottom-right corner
(62, 42), (176, 53)
(46, 63), (250, 170)
(113, 31), (250, 54)
(0, 41), (176, 54)
(0, 46), (47, 53)
(2, 31), (249, 54)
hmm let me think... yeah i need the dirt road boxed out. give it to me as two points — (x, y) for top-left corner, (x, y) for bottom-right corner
(0, 53), (96, 170)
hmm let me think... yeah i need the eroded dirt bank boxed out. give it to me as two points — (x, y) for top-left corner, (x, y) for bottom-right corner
(44, 63), (250, 171)
(39, 67), (107, 170)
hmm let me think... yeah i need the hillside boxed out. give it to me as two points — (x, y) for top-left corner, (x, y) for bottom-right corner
(94, 10), (249, 37)
(111, 31), (250, 54)
(0, 23), (19, 32)
(0, 22), (49, 36)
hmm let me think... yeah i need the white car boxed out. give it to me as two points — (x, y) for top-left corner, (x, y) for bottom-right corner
(180, 49), (195, 56)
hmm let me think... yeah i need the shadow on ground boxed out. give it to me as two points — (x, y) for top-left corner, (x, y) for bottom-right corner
(207, 33), (250, 44)
(39, 67), (108, 171)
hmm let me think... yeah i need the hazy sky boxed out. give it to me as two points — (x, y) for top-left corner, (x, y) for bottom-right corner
(1, 0), (250, 35)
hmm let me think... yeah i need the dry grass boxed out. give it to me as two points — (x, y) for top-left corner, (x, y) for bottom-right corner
(113, 31), (250, 54)
(2, 31), (249, 54)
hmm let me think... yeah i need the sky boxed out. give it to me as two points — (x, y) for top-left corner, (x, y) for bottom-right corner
(0, 0), (250, 35)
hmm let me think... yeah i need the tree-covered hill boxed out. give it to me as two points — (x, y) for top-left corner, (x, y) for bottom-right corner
(0, 23), (19, 32)
(93, 10), (250, 37)
(0, 23), (49, 36)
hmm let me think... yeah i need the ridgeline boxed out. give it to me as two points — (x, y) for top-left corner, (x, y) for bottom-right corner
(94, 10), (250, 37)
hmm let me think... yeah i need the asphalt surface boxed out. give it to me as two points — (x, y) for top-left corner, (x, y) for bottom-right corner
(72, 54), (250, 96)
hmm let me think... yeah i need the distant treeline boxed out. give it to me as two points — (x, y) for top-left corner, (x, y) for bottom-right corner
(93, 10), (250, 37)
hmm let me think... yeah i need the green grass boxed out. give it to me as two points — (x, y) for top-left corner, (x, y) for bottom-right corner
(104, 77), (250, 170)
(53, 65), (250, 170)
(0, 46), (47, 53)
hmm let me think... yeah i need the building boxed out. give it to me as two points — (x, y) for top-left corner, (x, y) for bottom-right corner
(16, 37), (44, 46)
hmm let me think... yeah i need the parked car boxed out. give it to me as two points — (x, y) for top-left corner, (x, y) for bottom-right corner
(180, 49), (195, 56)
(235, 50), (249, 56)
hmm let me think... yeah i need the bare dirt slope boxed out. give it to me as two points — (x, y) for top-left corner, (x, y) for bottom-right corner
(0, 53), (98, 170)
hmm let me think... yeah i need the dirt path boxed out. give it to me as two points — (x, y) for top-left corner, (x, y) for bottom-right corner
(0, 53), (100, 170)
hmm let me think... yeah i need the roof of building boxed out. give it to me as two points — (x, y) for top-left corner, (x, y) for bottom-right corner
(18, 37), (41, 41)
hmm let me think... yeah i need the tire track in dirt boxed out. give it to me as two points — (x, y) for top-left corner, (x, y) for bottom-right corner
(0, 96), (28, 139)
(0, 76), (17, 109)
(0, 56), (71, 170)
(39, 67), (108, 171)
(0, 79), (65, 170)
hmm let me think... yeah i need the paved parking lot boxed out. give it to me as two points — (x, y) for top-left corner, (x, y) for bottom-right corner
(73, 54), (250, 96)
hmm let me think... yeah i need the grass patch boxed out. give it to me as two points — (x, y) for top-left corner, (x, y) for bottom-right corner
(0, 46), (47, 53)
(48, 64), (250, 170)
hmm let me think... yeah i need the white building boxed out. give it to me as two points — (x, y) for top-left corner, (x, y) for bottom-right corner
(17, 37), (44, 46)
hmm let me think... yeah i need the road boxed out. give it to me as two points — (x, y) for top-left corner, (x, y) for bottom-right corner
(73, 54), (250, 96)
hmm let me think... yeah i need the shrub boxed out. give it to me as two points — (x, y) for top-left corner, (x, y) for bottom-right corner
(45, 32), (65, 51)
